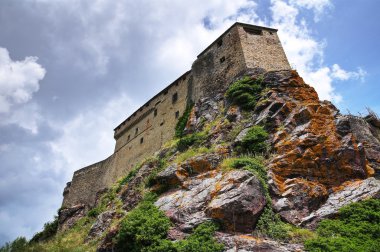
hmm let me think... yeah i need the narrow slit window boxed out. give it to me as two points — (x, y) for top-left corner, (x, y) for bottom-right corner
(140, 137), (144, 144)
(154, 109), (158, 117)
(220, 57), (226, 63)
(127, 135), (130, 141)
(217, 39), (223, 47)
(172, 92), (178, 103)
(135, 128), (138, 135)
(175, 111), (180, 119)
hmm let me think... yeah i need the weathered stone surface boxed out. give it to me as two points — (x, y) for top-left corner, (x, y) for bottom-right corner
(86, 211), (116, 241)
(155, 169), (266, 233)
(273, 178), (328, 225)
(205, 171), (266, 232)
(301, 177), (380, 228)
(216, 232), (304, 252)
(58, 204), (86, 231)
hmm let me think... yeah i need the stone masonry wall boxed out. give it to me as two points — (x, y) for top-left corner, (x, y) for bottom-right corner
(62, 155), (116, 208)
(62, 22), (291, 208)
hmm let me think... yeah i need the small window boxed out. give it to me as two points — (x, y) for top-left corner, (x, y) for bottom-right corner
(220, 57), (226, 63)
(154, 109), (158, 117)
(127, 135), (130, 141)
(244, 27), (262, 35)
(175, 111), (180, 119)
(217, 39), (223, 47)
(140, 137), (144, 144)
(172, 92), (178, 103)
(135, 128), (138, 135)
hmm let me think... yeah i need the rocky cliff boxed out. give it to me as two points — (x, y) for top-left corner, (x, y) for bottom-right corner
(22, 69), (380, 251)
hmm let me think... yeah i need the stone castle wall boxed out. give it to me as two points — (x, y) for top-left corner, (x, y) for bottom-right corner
(62, 22), (291, 208)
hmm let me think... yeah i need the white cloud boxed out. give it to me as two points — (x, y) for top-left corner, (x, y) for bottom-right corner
(49, 93), (139, 175)
(289, 0), (332, 21)
(266, 0), (365, 103)
(331, 64), (366, 82)
(0, 47), (45, 113)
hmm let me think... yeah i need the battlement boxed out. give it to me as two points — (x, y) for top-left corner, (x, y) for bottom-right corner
(62, 22), (291, 208)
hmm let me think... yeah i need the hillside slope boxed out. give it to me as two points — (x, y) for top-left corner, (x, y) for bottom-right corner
(4, 69), (380, 252)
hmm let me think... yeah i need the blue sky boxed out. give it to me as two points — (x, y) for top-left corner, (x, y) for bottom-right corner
(0, 0), (379, 246)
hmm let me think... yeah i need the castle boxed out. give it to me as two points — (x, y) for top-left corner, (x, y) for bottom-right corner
(62, 22), (291, 208)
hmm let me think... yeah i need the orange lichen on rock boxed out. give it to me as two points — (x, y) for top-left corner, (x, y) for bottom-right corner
(259, 71), (370, 193)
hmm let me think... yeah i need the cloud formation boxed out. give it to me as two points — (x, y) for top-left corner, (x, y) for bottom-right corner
(0, 47), (45, 114)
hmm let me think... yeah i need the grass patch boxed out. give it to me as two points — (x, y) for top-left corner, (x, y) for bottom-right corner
(226, 76), (265, 110)
(305, 199), (380, 252)
(174, 146), (212, 164)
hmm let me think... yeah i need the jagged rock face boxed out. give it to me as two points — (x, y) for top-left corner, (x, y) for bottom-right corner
(301, 177), (380, 228)
(155, 154), (266, 233)
(58, 204), (86, 231)
(86, 211), (116, 241)
(257, 71), (372, 190)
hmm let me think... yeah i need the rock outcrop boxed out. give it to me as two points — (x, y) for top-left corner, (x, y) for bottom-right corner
(155, 154), (267, 233)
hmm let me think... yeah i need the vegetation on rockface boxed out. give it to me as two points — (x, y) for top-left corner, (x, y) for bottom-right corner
(115, 193), (224, 252)
(236, 126), (269, 155)
(115, 193), (171, 252)
(226, 76), (265, 110)
(176, 132), (207, 152)
(29, 216), (59, 243)
(0, 237), (29, 252)
(305, 199), (380, 252)
(175, 103), (194, 138)
(175, 222), (224, 252)
(0, 216), (99, 252)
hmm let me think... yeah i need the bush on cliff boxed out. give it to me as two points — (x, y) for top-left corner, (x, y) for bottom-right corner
(305, 199), (380, 252)
(236, 126), (269, 155)
(176, 132), (206, 152)
(176, 222), (224, 252)
(116, 193), (172, 252)
(29, 216), (59, 243)
(226, 76), (265, 110)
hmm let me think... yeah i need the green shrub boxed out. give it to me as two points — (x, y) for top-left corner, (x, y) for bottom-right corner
(175, 222), (224, 252)
(226, 76), (265, 110)
(305, 199), (380, 252)
(176, 132), (206, 152)
(175, 103), (194, 138)
(228, 157), (267, 181)
(255, 207), (289, 241)
(29, 216), (59, 243)
(237, 126), (269, 154)
(115, 194), (171, 252)
(87, 207), (103, 218)
(0, 237), (29, 252)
